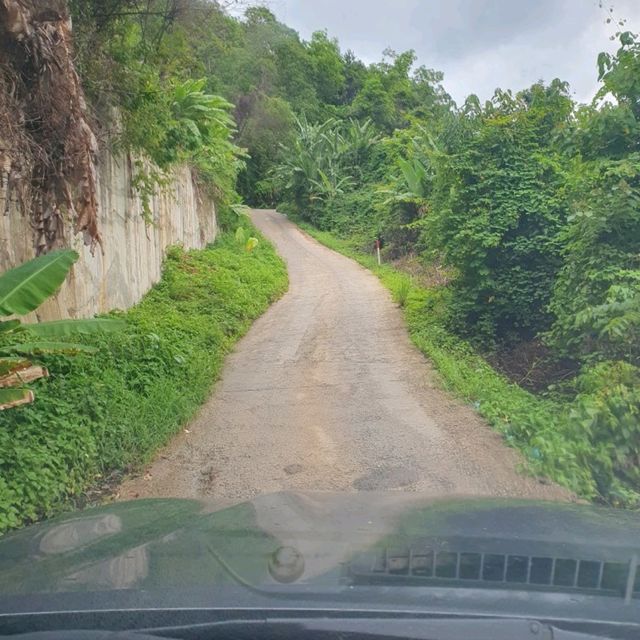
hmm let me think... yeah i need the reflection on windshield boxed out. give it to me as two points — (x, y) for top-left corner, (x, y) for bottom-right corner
(39, 516), (122, 555)
(60, 546), (149, 591)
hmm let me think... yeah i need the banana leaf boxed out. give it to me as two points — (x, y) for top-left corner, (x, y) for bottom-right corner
(26, 318), (125, 338)
(3, 342), (97, 355)
(0, 388), (34, 410)
(0, 250), (79, 316)
(0, 357), (31, 377)
(0, 320), (20, 333)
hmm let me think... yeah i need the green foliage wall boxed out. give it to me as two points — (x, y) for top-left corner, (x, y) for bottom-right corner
(426, 84), (572, 343)
(549, 34), (640, 369)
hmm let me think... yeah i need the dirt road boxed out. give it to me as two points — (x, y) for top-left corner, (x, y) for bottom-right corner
(119, 210), (570, 502)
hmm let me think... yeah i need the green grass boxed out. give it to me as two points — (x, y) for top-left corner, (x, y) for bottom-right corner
(0, 224), (288, 533)
(296, 221), (605, 502)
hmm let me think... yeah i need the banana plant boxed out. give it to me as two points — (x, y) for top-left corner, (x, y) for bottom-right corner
(274, 116), (356, 209)
(170, 78), (236, 142)
(309, 169), (354, 202)
(0, 250), (124, 410)
(234, 227), (260, 252)
(378, 152), (433, 219)
(341, 118), (380, 173)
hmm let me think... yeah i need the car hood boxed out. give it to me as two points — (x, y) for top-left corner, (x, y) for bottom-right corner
(1, 492), (639, 599)
(1, 490), (639, 639)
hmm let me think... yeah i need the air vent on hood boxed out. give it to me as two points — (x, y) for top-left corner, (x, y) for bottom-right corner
(348, 547), (639, 602)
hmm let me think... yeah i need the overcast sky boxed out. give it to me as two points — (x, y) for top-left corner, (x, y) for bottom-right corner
(255, 0), (640, 105)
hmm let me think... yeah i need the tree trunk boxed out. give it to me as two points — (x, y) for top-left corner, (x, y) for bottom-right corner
(0, 0), (100, 254)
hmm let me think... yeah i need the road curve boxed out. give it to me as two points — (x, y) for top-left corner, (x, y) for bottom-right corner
(118, 210), (570, 502)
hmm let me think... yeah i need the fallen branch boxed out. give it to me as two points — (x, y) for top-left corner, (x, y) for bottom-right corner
(0, 388), (34, 410)
(0, 364), (49, 387)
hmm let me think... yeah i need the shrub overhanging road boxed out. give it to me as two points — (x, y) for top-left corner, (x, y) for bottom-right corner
(119, 210), (571, 502)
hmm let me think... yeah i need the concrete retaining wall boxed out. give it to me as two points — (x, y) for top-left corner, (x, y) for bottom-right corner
(0, 150), (217, 321)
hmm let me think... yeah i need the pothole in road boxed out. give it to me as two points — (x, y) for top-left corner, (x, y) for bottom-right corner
(284, 463), (305, 475)
(352, 466), (419, 490)
(199, 466), (220, 493)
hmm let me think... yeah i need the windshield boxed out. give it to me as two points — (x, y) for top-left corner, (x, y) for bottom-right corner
(0, 1), (639, 637)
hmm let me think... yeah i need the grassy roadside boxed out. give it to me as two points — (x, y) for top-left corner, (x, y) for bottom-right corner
(294, 220), (605, 503)
(0, 224), (288, 533)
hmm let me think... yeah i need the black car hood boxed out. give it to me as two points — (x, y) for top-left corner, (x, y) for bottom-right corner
(0, 492), (639, 625)
(1, 492), (639, 594)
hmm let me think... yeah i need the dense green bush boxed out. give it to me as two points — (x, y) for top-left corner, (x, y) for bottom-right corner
(425, 82), (572, 344)
(568, 361), (640, 503)
(549, 155), (640, 365)
(548, 34), (640, 368)
(320, 189), (381, 239)
(0, 228), (287, 533)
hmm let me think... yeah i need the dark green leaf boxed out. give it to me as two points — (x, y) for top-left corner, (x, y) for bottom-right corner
(26, 318), (126, 338)
(0, 250), (79, 317)
(3, 342), (97, 355)
(0, 320), (21, 334)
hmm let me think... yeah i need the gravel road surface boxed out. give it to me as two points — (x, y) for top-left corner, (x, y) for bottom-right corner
(118, 209), (570, 502)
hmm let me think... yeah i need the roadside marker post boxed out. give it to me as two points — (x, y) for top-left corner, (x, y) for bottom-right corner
(375, 238), (381, 266)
